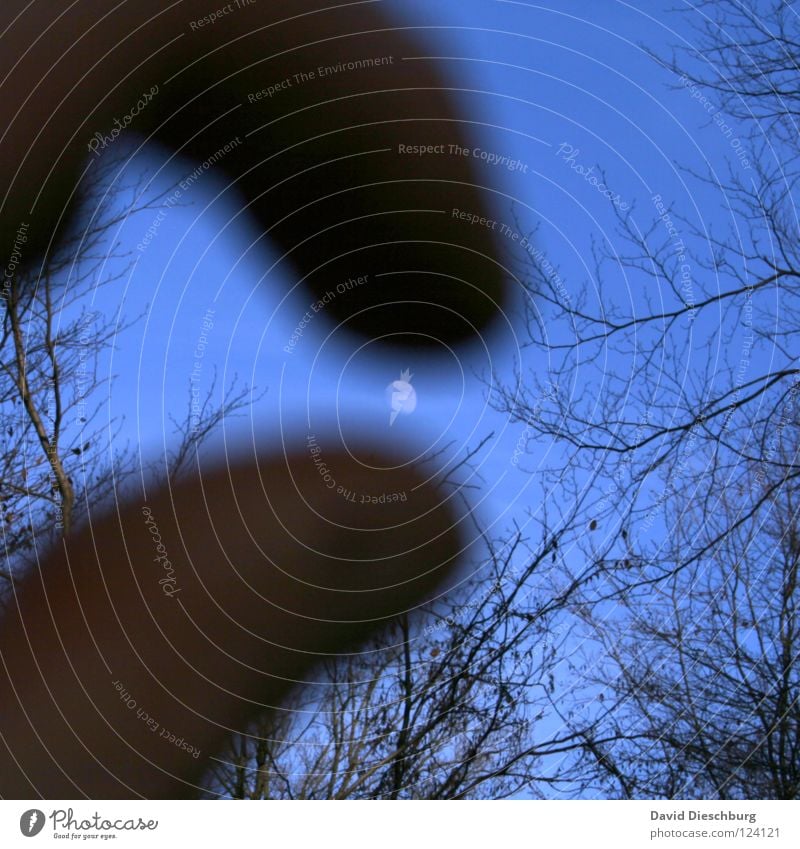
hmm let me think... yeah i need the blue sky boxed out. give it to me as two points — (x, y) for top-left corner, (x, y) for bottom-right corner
(72, 0), (761, 561)
(41, 0), (787, 798)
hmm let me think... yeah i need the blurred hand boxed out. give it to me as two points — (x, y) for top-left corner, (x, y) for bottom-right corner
(0, 0), (503, 798)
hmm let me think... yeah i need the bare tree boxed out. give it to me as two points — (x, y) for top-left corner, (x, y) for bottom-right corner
(0, 155), (254, 582)
(567, 416), (799, 799)
(480, 0), (800, 800)
(0, 155), (143, 567)
(203, 486), (626, 800)
(490, 0), (799, 595)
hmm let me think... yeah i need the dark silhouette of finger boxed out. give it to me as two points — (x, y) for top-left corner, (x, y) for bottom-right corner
(1, 0), (506, 346)
(0, 451), (463, 798)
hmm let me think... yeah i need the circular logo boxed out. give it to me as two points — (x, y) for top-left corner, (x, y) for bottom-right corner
(19, 809), (46, 837)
